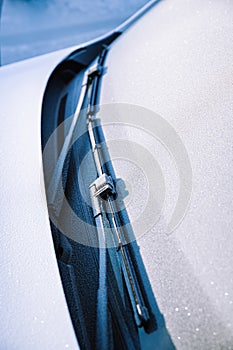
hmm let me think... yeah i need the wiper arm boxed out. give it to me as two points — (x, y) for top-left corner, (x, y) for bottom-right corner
(47, 46), (153, 348)
(86, 49), (150, 328)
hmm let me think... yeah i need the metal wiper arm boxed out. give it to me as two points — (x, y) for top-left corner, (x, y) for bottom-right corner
(47, 45), (152, 347)
(86, 49), (150, 329)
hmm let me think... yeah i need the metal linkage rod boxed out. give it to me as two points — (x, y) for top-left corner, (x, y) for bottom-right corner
(86, 54), (150, 328)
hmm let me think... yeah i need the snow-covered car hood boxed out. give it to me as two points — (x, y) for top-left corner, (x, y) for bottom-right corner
(0, 2), (158, 347)
(0, 47), (85, 350)
(99, 0), (233, 349)
(1, 0), (233, 349)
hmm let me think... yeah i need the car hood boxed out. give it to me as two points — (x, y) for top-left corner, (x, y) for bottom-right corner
(99, 0), (233, 348)
(0, 46), (83, 350)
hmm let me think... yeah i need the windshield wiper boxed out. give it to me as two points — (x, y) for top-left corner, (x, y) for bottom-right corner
(46, 46), (156, 350)
(86, 49), (150, 330)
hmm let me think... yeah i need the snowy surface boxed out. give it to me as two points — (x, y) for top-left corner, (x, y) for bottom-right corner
(0, 48), (83, 350)
(1, 0), (148, 64)
(100, 0), (233, 349)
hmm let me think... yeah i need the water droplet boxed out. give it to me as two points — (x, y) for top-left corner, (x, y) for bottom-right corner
(65, 345), (69, 349)
(187, 312), (191, 317)
(175, 307), (179, 312)
(196, 328), (199, 332)
(225, 292), (229, 296)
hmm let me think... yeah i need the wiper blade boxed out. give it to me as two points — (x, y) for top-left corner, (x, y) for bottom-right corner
(86, 49), (150, 329)
(46, 46), (155, 349)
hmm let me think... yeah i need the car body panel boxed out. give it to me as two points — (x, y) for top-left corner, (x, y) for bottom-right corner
(100, 0), (233, 349)
(1, 0), (233, 349)
(0, 2), (161, 347)
(0, 46), (96, 350)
